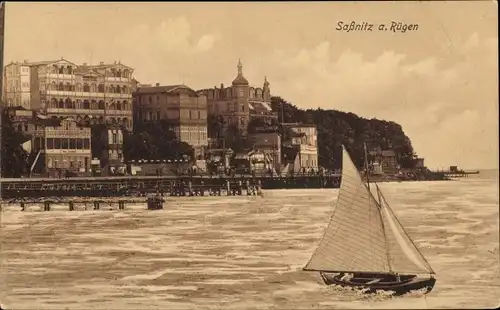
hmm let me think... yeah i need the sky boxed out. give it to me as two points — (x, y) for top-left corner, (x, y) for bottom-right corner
(3, 1), (498, 170)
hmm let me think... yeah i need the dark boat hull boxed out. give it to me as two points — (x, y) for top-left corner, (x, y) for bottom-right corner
(320, 272), (436, 296)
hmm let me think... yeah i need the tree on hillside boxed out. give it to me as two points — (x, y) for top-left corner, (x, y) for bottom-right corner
(1, 109), (29, 177)
(270, 96), (417, 170)
(123, 121), (194, 161)
(207, 114), (225, 148)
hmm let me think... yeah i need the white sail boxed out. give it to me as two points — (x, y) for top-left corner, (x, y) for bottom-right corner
(377, 185), (435, 275)
(304, 146), (391, 273)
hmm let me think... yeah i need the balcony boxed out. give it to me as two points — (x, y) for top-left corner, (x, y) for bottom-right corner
(106, 109), (132, 116)
(44, 90), (131, 99)
(47, 73), (75, 80)
(105, 76), (131, 83)
(46, 108), (105, 115)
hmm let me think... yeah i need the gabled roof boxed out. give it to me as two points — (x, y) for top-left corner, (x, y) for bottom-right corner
(74, 66), (103, 77)
(135, 84), (198, 96)
(87, 63), (133, 71)
(28, 58), (78, 67)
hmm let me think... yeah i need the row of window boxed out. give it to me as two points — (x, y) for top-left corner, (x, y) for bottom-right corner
(46, 65), (131, 78)
(47, 157), (89, 169)
(47, 98), (130, 111)
(205, 88), (268, 100)
(212, 103), (246, 113)
(139, 110), (207, 122)
(43, 82), (131, 94)
(43, 138), (91, 150)
(179, 131), (208, 143)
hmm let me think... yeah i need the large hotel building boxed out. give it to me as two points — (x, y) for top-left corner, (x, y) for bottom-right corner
(2, 58), (134, 175)
(2, 58), (134, 130)
(197, 60), (277, 138)
(132, 84), (209, 158)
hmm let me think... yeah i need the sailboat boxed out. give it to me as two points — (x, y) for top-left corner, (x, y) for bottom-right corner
(303, 145), (436, 296)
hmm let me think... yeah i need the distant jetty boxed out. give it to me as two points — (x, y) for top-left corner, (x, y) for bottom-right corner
(430, 166), (480, 178)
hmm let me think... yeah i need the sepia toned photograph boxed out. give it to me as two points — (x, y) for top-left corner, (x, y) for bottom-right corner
(0, 1), (498, 309)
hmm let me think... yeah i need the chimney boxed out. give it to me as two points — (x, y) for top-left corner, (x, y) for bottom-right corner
(100, 61), (104, 65)
(221, 83), (224, 89)
(23, 59), (29, 64)
(156, 83), (160, 87)
(83, 63), (88, 66)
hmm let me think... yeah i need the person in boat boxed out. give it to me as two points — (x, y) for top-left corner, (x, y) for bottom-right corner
(340, 273), (354, 281)
(395, 273), (401, 282)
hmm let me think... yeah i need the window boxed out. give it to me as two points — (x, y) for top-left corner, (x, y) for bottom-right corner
(76, 139), (83, 149)
(69, 138), (76, 149)
(62, 138), (69, 149)
(47, 138), (54, 149)
(83, 139), (90, 149)
(54, 138), (62, 149)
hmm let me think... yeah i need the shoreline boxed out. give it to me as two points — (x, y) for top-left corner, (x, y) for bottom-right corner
(0, 177), (452, 203)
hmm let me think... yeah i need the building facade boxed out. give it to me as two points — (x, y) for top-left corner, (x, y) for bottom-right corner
(3, 59), (134, 131)
(133, 84), (208, 157)
(197, 60), (275, 139)
(30, 117), (92, 177)
(369, 149), (399, 175)
(282, 123), (319, 170)
(91, 124), (126, 175)
(248, 130), (281, 167)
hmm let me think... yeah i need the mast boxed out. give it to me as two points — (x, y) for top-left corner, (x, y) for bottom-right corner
(363, 143), (370, 190)
(364, 143), (393, 274)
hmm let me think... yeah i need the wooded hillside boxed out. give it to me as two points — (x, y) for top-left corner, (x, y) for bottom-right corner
(270, 96), (417, 170)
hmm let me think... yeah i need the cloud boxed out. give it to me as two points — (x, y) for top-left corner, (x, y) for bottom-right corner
(195, 35), (217, 52)
(114, 16), (218, 59)
(269, 33), (498, 169)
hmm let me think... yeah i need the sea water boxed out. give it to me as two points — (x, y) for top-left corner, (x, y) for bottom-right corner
(0, 170), (498, 309)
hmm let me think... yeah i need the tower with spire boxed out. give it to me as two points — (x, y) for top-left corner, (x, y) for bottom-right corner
(263, 76), (270, 102)
(230, 59), (250, 135)
(196, 59), (276, 147)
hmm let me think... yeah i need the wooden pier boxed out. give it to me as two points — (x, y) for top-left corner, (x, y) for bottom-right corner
(0, 183), (265, 211)
(433, 170), (480, 178)
(0, 174), (338, 199)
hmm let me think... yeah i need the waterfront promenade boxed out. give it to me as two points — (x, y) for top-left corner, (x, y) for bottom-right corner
(0, 174), (341, 199)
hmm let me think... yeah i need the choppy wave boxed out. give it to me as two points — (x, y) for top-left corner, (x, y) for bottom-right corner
(0, 175), (498, 309)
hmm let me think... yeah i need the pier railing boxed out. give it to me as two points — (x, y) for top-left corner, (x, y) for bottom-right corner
(0, 174), (341, 199)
